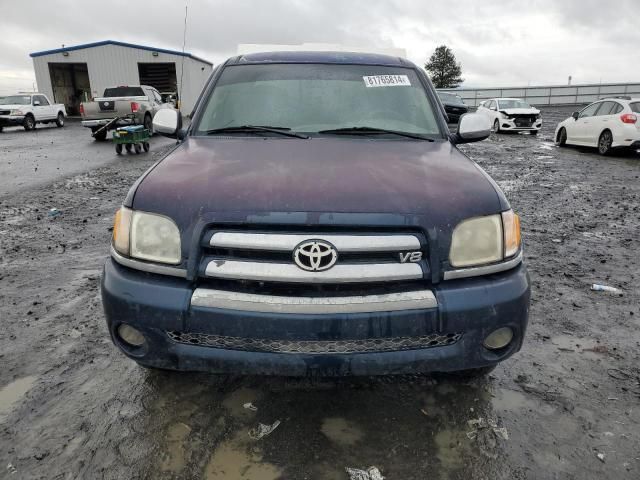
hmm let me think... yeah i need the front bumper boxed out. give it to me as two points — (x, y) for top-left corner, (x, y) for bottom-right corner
(0, 115), (25, 127)
(499, 118), (542, 131)
(101, 258), (530, 376)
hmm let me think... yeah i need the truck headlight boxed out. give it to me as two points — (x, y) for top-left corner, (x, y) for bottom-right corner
(449, 210), (521, 268)
(112, 207), (181, 264)
(10, 110), (25, 116)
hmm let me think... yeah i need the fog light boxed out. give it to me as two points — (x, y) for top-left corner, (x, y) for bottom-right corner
(118, 324), (146, 347)
(483, 327), (513, 350)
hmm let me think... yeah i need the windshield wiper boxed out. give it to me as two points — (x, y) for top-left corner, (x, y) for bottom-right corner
(318, 126), (434, 141)
(205, 125), (309, 139)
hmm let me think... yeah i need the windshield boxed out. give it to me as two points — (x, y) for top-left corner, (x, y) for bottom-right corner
(0, 95), (31, 105)
(103, 87), (145, 98)
(498, 99), (531, 109)
(438, 92), (464, 105)
(195, 64), (441, 136)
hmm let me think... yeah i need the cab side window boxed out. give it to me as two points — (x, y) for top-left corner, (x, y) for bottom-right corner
(579, 102), (600, 118)
(596, 102), (615, 116)
(34, 95), (49, 106)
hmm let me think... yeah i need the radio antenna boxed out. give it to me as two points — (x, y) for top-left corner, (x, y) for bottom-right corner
(178, 1), (189, 115)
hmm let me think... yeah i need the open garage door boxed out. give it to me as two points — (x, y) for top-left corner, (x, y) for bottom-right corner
(48, 63), (91, 116)
(138, 63), (177, 99)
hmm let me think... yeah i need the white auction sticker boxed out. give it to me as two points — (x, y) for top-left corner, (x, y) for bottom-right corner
(363, 75), (411, 87)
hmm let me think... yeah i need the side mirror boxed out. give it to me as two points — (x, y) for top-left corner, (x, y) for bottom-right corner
(153, 109), (184, 139)
(33, 100), (41, 106)
(451, 113), (491, 144)
(572, 111), (580, 120)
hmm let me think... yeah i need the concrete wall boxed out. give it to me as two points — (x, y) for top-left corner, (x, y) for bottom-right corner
(32, 44), (212, 112)
(439, 83), (640, 107)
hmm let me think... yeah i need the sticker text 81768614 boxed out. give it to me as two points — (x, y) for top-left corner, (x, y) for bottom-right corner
(363, 75), (411, 88)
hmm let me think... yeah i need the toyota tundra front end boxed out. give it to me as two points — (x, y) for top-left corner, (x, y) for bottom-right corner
(101, 51), (530, 377)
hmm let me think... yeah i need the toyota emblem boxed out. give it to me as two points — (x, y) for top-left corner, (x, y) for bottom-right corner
(293, 240), (338, 272)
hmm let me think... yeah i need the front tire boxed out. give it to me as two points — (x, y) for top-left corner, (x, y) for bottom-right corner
(23, 115), (35, 131)
(530, 130), (538, 136)
(557, 127), (567, 146)
(55, 112), (65, 127)
(598, 130), (613, 156)
(115, 144), (123, 155)
(493, 119), (500, 133)
(0, 126), (3, 133)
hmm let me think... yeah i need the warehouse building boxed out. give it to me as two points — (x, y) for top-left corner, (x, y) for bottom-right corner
(30, 40), (213, 115)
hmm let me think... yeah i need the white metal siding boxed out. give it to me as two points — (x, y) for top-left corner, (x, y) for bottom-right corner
(32, 44), (212, 112)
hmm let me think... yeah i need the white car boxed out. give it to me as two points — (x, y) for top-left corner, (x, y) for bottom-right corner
(0, 93), (66, 132)
(554, 97), (640, 155)
(477, 98), (542, 134)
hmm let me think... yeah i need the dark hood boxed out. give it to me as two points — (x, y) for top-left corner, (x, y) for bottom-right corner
(132, 137), (506, 231)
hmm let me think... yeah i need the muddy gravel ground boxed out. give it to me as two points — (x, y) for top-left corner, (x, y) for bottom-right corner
(0, 120), (173, 196)
(1, 107), (639, 480)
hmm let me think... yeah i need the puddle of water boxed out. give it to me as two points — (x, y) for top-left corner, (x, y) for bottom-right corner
(204, 431), (281, 480)
(538, 142), (556, 151)
(159, 422), (192, 473)
(222, 387), (260, 419)
(0, 376), (37, 421)
(320, 417), (364, 447)
(434, 428), (468, 473)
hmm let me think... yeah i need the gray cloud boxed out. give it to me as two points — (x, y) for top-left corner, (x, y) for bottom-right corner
(1, 0), (639, 94)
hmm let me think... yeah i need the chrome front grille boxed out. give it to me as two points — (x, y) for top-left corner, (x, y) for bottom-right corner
(200, 230), (427, 284)
(167, 331), (462, 354)
(210, 232), (421, 252)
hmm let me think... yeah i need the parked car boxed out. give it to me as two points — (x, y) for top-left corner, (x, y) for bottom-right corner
(80, 85), (173, 141)
(477, 98), (542, 134)
(437, 91), (469, 124)
(102, 51), (530, 377)
(0, 93), (66, 132)
(554, 97), (640, 155)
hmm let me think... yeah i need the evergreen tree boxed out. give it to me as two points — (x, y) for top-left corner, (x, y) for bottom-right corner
(425, 46), (464, 88)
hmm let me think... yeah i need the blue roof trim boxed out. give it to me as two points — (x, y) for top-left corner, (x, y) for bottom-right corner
(29, 40), (213, 65)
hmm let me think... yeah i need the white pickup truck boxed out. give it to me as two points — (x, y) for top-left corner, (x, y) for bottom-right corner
(0, 93), (66, 132)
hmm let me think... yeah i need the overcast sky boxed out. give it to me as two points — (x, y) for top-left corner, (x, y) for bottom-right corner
(1, 0), (639, 94)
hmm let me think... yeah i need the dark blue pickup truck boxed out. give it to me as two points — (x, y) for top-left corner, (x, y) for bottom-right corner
(101, 51), (530, 377)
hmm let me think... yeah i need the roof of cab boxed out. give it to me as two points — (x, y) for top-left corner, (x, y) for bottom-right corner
(230, 51), (412, 67)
